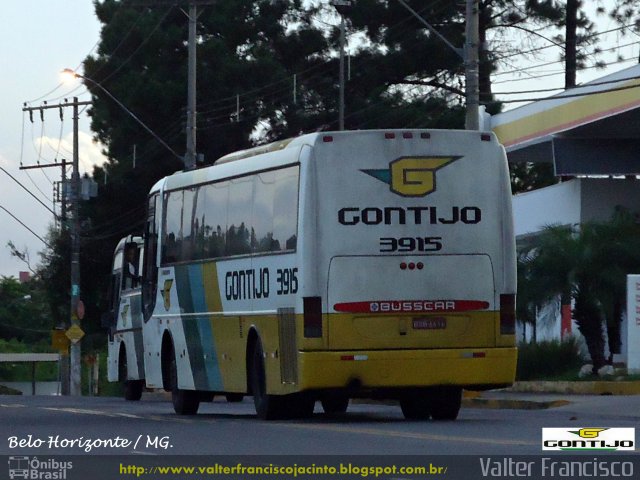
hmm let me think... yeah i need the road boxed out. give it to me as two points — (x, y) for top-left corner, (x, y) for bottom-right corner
(1, 393), (639, 456)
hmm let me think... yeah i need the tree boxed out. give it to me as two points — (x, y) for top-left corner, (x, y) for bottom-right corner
(0, 276), (51, 344)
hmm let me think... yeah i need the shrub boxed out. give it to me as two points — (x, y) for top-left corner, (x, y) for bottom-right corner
(516, 338), (584, 380)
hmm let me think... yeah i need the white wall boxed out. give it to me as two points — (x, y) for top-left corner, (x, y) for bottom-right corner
(513, 180), (581, 236)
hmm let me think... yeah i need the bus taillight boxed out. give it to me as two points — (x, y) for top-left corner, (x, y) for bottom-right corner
(500, 294), (516, 335)
(304, 296), (322, 338)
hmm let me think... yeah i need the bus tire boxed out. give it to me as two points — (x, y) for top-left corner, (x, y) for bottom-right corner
(429, 387), (462, 421)
(288, 393), (315, 419)
(400, 390), (431, 420)
(226, 393), (244, 403)
(321, 395), (349, 414)
(119, 346), (143, 401)
(250, 339), (284, 420)
(124, 380), (144, 401)
(169, 346), (200, 415)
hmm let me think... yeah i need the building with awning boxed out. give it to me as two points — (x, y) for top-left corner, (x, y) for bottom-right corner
(491, 62), (640, 240)
(490, 64), (640, 356)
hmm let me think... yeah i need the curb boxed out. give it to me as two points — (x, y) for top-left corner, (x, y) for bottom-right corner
(509, 381), (640, 396)
(462, 398), (570, 410)
(355, 393), (571, 410)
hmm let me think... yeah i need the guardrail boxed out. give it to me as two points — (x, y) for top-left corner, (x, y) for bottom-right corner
(0, 353), (60, 395)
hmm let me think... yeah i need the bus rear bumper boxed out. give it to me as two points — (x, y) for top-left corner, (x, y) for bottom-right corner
(297, 347), (517, 391)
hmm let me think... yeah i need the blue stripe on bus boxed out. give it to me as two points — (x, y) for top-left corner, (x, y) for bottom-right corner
(188, 264), (223, 391)
(174, 266), (207, 390)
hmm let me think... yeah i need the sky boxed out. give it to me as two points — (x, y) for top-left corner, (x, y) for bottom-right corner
(0, 1), (106, 278)
(0, 1), (638, 279)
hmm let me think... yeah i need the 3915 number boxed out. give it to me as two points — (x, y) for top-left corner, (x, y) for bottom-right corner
(380, 237), (443, 253)
(276, 268), (298, 295)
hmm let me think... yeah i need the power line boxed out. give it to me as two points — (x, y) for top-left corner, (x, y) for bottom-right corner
(0, 204), (51, 248)
(0, 166), (57, 217)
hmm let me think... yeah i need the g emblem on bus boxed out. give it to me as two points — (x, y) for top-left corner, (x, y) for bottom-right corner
(161, 279), (174, 311)
(362, 156), (460, 197)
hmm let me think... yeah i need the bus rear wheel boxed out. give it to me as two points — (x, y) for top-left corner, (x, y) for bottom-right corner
(226, 393), (244, 403)
(400, 390), (432, 420)
(169, 347), (200, 415)
(429, 387), (462, 421)
(321, 395), (349, 414)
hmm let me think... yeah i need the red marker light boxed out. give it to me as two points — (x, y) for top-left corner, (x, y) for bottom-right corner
(400, 262), (407, 270)
(420, 132), (431, 139)
(323, 135), (333, 142)
(402, 132), (413, 139)
(417, 262), (424, 270)
(384, 132), (395, 139)
(408, 262), (415, 270)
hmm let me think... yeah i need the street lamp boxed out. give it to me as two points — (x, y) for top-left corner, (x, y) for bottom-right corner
(61, 69), (182, 162)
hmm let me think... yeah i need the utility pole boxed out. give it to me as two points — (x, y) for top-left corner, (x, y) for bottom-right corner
(395, 0), (479, 130)
(338, 13), (346, 130)
(332, 0), (352, 131)
(464, 0), (480, 130)
(127, 1), (218, 168)
(185, 2), (197, 169)
(22, 99), (90, 396)
(70, 97), (81, 396)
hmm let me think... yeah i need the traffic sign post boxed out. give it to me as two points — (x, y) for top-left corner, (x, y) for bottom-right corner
(65, 324), (85, 344)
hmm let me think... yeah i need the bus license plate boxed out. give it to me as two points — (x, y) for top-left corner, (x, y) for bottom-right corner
(412, 317), (447, 330)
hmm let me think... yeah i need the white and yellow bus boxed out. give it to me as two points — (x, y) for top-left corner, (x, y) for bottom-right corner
(104, 235), (146, 400)
(138, 129), (517, 419)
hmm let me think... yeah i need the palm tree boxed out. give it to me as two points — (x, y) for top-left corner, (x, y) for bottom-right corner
(518, 210), (640, 373)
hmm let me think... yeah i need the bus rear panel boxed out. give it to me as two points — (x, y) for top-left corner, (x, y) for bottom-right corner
(296, 130), (516, 392)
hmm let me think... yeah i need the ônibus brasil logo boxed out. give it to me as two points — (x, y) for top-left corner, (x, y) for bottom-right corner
(542, 428), (635, 451)
(361, 156), (460, 197)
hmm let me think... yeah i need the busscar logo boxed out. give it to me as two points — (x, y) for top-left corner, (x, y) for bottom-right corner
(362, 156), (460, 197)
(542, 427), (635, 451)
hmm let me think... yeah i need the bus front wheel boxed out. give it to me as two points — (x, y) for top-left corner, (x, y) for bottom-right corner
(169, 347), (200, 415)
(119, 346), (143, 401)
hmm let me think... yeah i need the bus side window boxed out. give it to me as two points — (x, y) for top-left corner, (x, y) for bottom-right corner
(123, 243), (141, 290)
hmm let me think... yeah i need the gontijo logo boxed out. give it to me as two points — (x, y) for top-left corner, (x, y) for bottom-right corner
(362, 156), (460, 197)
(542, 427), (635, 451)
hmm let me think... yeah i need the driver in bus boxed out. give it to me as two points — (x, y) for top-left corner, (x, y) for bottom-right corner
(124, 244), (140, 289)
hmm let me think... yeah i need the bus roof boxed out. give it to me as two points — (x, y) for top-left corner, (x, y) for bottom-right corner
(149, 129), (498, 194)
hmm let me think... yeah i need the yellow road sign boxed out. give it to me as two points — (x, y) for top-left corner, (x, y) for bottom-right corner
(51, 329), (70, 351)
(65, 324), (85, 344)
